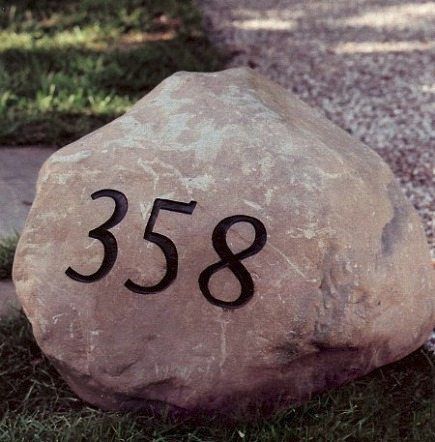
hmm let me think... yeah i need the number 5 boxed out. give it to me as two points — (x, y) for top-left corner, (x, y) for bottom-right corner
(124, 198), (196, 294)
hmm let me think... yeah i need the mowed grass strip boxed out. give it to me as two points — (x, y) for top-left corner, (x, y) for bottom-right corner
(0, 313), (434, 441)
(0, 234), (19, 279)
(0, 0), (224, 146)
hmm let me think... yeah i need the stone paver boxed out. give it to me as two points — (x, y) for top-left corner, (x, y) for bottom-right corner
(0, 146), (57, 238)
(0, 146), (56, 318)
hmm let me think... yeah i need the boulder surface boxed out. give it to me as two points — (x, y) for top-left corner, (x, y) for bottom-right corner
(13, 68), (434, 418)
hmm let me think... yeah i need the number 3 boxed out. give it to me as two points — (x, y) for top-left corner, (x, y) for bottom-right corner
(65, 189), (128, 283)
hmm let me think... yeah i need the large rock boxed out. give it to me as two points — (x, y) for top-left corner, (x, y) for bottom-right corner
(13, 68), (434, 418)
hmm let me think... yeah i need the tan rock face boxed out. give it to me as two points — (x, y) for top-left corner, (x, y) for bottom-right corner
(13, 68), (434, 418)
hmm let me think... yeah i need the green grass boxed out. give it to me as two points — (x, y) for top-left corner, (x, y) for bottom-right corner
(0, 313), (434, 441)
(0, 234), (19, 279)
(0, 0), (224, 146)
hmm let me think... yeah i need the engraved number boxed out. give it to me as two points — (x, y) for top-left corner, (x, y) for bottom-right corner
(124, 198), (196, 294)
(65, 189), (128, 283)
(66, 190), (268, 309)
(198, 215), (267, 309)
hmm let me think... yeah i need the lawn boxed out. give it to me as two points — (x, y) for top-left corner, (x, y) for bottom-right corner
(0, 0), (224, 146)
(0, 234), (19, 279)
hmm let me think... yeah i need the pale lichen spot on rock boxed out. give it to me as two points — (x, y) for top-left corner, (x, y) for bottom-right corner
(51, 150), (92, 163)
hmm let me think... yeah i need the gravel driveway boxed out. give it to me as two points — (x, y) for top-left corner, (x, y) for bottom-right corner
(197, 0), (434, 257)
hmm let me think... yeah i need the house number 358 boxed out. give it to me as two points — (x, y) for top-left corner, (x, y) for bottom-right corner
(65, 189), (267, 309)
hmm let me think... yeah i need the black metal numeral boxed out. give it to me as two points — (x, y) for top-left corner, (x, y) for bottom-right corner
(198, 215), (267, 309)
(124, 198), (197, 294)
(65, 189), (128, 283)
(66, 191), (267, 309)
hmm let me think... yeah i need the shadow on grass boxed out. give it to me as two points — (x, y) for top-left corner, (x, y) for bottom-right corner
(0, 234), (19, 279)
(0, 0), (225, 146)
(0, 313), (434, 440)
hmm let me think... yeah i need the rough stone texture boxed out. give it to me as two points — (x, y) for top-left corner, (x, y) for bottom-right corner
(197, 0), (435, 259)
(13, 68), (434, 418)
